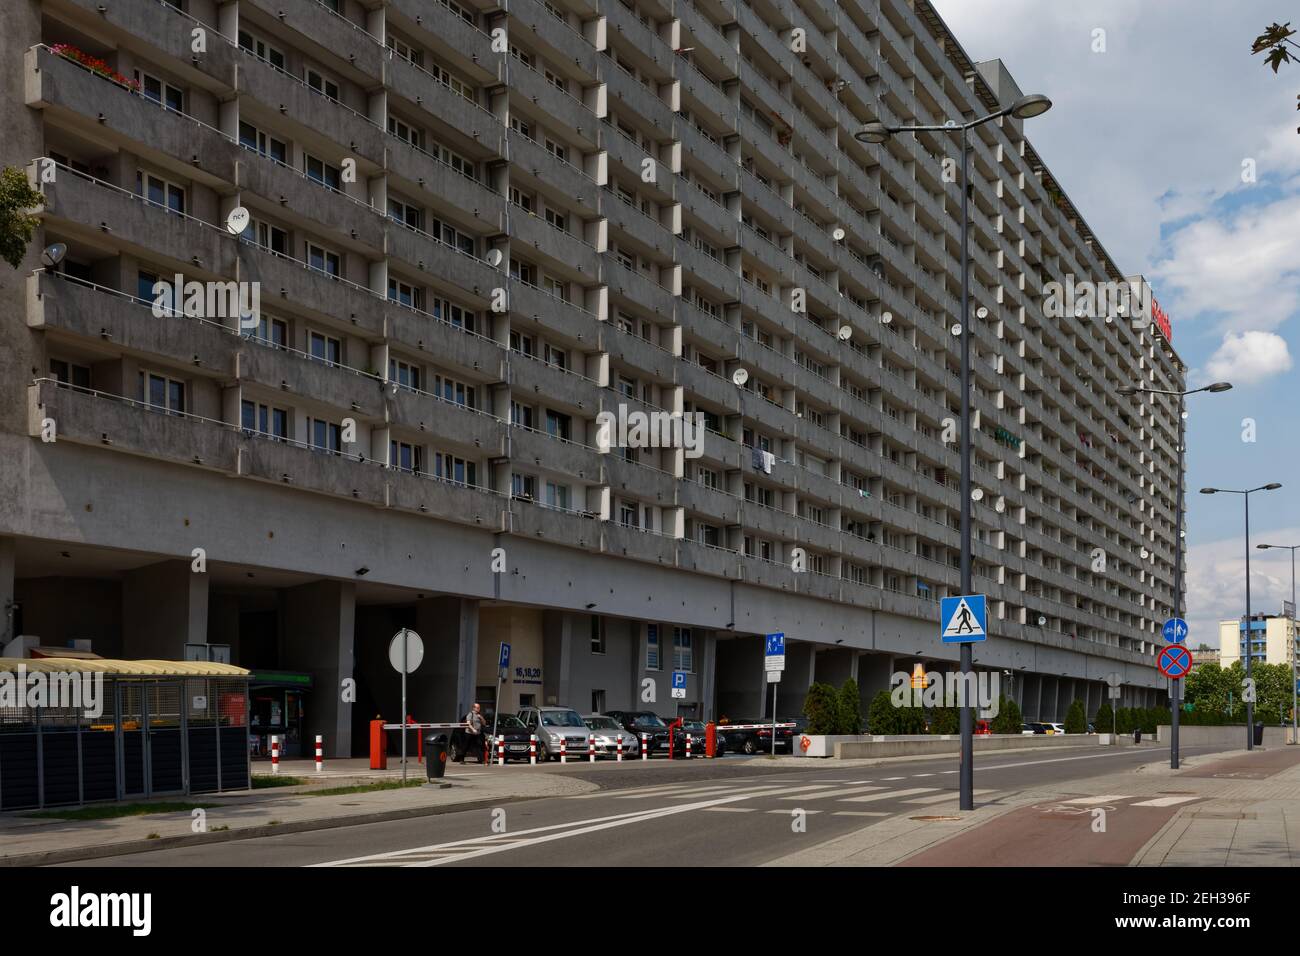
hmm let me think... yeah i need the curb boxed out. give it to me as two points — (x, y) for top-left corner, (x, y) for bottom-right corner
(0, 791), (552, 867)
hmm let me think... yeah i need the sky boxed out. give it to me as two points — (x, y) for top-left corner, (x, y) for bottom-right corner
(930, 0), (1299, 649)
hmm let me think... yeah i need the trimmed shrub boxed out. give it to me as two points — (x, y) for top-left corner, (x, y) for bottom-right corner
(1063, 698), (1087, 735)
(802, 682), (840, 734)
(836, 678), (863, 734)
(1093, 701), (1114, 734)
(930, 706), (959, 735)
(991, 695), (1021, 734)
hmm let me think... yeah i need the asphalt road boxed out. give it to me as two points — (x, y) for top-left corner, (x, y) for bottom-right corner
(66, 745), (1221, 867)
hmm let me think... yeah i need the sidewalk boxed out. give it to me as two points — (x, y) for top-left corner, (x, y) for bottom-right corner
(0, 761), (596, 867)
(767, 746), (1300, 866)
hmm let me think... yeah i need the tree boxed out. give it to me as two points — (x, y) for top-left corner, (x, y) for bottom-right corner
(1, 166), (45, 269)
(991, 695), (1022, 734)
(835, 678), (863, 734)
(930, 706), (959, 735)
(1251, 22), (1300, 133)
(1094, 701), (1114, 734)
(1063, 698), (1087, 734)
(866, 689), (896, 734)
(802, 682), (840, 734)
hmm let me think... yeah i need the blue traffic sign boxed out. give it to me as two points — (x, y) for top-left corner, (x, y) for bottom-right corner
(1162, 618), (1188, 644)
(672, 671), (687, 690)
(940, 594), (987, 643)
(765, 633), (785, 657)
(1157, 644), (1192, 679)
(498, 642), (511, 669)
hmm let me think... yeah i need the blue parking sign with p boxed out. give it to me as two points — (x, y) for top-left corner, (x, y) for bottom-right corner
(672, 671), (687, 690)
(498, 642), (511, 669)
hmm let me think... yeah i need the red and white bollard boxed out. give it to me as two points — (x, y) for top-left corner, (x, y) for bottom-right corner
(641, 733), (648, 761)
(686, 734), (693, 759)
(529, 734), (537, 766)
(588, 734), (596, 763)
(616, 734), (624, 762)
(482, 735), (490, 765)
(270, 735), (280, 774)
(497, 736), (505, 766)
(315, 734), (323, 773)
(560, 737), (567, 764)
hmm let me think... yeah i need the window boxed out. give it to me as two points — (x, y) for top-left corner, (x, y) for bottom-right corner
(509, 186), (535, 214)
(386, 35), (423, 67)
(305, 155), (342, 191)
(135, 71), (184, 112)
(591, 690), (606, 713)
(510, 258), (537, 285)
(136, 171), (185, 213)
(309, 417), (343, 453)
(431, 217), (475, 256)
(242, 219), (289, 256)
(308, 330), (341, 366)
(430, 60), (475, 100)
(510, 330), (535, 357)
(238, 30), (285, 69)
(436, 142), (477, 180)
(509, 43), (534, 68)
(306, 68), (339, 102)
(545, 410), (571, 441)
(544, 137), (568, 162)
(434, 451), (477, 486)
(646, 624), (661, 670)
(389, 358), (421, 391)
(544, 206), (568, 233)
(137, 270), (169, 310)
(434, 373), (476, 408)
(512, 473), (537, 499)
(542, 274), (569, 301)
(510, 400), (534, 428)
(390, 440), (424, 474)
(672, 627), (694, 672)
(388, 277), (423, 309)
(388, 114), (424, 150)
(244, 314), (288, 348)
(241, 400), (288, 439)
(138, 370), (185, 415)
(543, 343), (568, 371)
(510, 115), (533, 140)
(49, 359), (90, 390)
(389, 198), (423, 230)
(306, 242), (340, 277)
(590, 616), (606, 654)
(619, 500), (639, 527)
(432, 296), (476, 331)
(241, 121), (289, 164)
(544, 482), (570, 510)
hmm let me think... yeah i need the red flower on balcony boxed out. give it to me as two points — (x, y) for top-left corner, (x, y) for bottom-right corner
(49, 43), (141, 92)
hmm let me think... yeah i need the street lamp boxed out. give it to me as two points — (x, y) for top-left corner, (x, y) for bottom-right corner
(1257, 542), (1299, 743)
(1201, 482), (1283, 749)
(856, 92), (1052, 811)
(1118, 381), (1231, 768)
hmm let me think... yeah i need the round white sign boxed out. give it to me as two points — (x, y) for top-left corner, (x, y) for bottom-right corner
(388, 628), (424, 674)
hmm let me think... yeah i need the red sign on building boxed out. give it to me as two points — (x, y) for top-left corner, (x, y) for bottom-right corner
(1150, 296), (1173, 342)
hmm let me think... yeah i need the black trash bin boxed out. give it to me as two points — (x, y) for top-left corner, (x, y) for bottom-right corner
(426, 734), (449, 780)
(1254, 722), (1265, 747)
(1133, 729), (1142, 744)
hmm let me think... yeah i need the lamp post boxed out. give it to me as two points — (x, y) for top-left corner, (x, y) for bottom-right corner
(1257, 542), (1299, 743)
(856, 92), (1052, 810)
(1201, 482), (1283, 749)
(1119, 381), (1231, 768)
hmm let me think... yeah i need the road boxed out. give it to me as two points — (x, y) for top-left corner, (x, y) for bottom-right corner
(65, 745), (1222, 867)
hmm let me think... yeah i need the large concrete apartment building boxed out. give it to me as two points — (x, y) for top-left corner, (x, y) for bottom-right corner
(1, 0), (1185, 757)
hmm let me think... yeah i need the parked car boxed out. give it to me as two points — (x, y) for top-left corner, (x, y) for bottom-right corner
(676, 718), (725, 756)
(582, 714), (637, 756)
(449, 713), (534, 763)
(517, 706), (591, 760)
(721, 719), (795, 754)
(603, 710), (673, 754)
(1022, 722), (1051, 735)
(1048, 722), (1067, 736)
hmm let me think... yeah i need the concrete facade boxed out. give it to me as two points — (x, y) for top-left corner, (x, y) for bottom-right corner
(1, 0), (1182, 753)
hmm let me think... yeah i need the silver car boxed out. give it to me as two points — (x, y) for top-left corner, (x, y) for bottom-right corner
(518, 706), (592, 760)
(583, 714), (638, 758)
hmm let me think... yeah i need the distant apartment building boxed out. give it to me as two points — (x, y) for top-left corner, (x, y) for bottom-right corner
(0, 0), (1184, 764)
(1219, 613), (1299, 668)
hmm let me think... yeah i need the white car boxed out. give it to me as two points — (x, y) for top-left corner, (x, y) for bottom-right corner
(1048, 722), (1067, 735)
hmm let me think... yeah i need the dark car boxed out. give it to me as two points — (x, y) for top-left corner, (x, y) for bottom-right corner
(721, 718), (796, 754)
(676, 718), (726, 756)
(604, 710), (673, 754)
(450, 713), (533, 763)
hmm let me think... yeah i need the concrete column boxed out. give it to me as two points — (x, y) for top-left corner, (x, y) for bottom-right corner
(414, 596), (479, 721)
(715, 635), (763, 720)
(542, 610), (572, 708)
(0, 537), (14, 651)
(122, 560), (208, 658)
(282, 580), (355, 757)
(1028, 673), (1042, 721)
(701, 631), (717, 721)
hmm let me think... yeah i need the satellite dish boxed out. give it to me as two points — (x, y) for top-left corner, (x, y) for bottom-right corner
(731, 367), (749, 387)
(225, 206), (250, 235)
(971, 488), (984, 502)
(944, 119), (958, 128)
(837, 325), (853, 341)
(1104, 315), (1114, 324)
(41, 243), (67, 268)
(1140, 548), (1149, 560)
(951, 323), (963, 336)
(880, 311), (893, 325)
(831, 226), (846, 241)
(994, 496), (1005, 513)
(486, 248), (504, 267)
(1037, 615), (1047, 626)
(975, 306), (989, 320)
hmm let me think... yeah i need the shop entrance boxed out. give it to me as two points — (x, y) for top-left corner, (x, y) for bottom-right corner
(249, 672), (313, 758)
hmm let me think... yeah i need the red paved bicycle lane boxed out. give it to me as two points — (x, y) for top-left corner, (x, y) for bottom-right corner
(897, 797), (1193, 867)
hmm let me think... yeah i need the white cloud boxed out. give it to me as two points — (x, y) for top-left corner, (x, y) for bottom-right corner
(1185, 527), (1300, 650)
(1201, 330), (1293, 384)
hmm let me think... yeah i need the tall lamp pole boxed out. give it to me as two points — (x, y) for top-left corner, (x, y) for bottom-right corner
(1119, 381), (1231, 769)
(857, 92), (1052, 811)
(1257, 543), (1299, 743)
(1201, 483), (1283, 750)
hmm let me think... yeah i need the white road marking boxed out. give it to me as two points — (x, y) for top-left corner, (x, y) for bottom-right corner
(702, 807), (757, 813)
(779, 785), (886, 801)
(902, 789), (996, 805)
(841, 787), (937, 803)
(1059, 794), (1132, 804)
(881, 776), (906, 781)
(1131, 795), (1199, 807)
(571, 783), (697, 799)
(767, 808), (822, 814)
(832, 811), (889, 817)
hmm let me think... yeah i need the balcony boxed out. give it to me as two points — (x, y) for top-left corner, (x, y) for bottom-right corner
(511, 134), (601, 214)
(603, 451), (678, 503)
(510, 425), (603, 481)
(510, 207), (602, 279)
(510, 354), (604, 414)
(239, 157), (384, 253)
(387, 390), (506, 456)
(508, 281), (601, 348)
(243, 0), (387, 80)
(385, 140), (507, 234)
(512, 0), (600, 78)
(602, 522), (677, 565)
(386, 56), (502, 156)
(388, 469), (508, 530)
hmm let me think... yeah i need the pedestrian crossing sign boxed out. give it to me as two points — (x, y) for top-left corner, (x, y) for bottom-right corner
(940, 594), (987, 643)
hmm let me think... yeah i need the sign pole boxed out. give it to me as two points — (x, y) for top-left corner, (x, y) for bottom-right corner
(401, 629), (408, 782)
(771, 681), (778, 757)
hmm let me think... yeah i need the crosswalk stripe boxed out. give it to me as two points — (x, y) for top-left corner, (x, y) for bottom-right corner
(902, 789), (996, 805)
(661, 785), (779, 799)
(767, 808), (822, 814)
(840, 787), (937, 803)
(779, 785), (886, 801)
(573, 783), (696, 799)
(1131, 795), (1199, 807)
(1060, 794), (1132, 804)
(881, 776), (906, 781)
(702, 807), (758, 813)
(832, 811), (889, 817)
